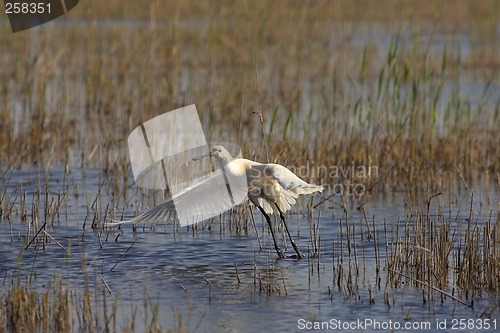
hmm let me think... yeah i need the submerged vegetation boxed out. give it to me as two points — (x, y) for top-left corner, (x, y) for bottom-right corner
(0, 0), (499, 331)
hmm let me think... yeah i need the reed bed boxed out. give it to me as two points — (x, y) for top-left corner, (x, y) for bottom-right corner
(0, 274), (181, 333)
(0, 0), (498, 190)
(311, 199), (500, 318)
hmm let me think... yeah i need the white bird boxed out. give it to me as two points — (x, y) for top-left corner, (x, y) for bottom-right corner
(106, 145), (323, 259)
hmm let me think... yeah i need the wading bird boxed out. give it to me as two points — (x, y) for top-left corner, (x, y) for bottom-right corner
(106, 145), (322, 259)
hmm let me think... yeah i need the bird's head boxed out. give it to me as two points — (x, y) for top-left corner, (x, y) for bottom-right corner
(208, 145), (234, 164)
(193, 145), (234, 165)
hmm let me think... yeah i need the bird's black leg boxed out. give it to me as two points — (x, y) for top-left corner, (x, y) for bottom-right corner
(276, 206), (305, 259)
(257, 206), (286, 259)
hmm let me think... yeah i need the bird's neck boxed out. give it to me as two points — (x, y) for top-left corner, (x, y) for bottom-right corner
(217, 158), (231, 169)
(219, 158), (248, 177)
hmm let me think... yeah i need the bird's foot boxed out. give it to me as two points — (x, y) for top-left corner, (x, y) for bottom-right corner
(287, 252), (305, 260)
(283, 254), (301, 259)
(290, 242), (305, 259)
(273, 244), (305, 260)
(275, 247), (286, 259)
(276, 251), (305, 260)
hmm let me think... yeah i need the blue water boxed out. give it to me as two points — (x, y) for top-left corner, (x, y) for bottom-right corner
(1, 167), (498, 332)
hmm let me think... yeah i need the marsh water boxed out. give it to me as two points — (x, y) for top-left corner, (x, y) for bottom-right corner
(1, 167), (498, 332)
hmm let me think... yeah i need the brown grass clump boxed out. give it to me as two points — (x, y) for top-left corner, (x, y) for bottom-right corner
(2, 277), (70, 333)
(0, 274), (178, 333)
(386, 210), (500, 295)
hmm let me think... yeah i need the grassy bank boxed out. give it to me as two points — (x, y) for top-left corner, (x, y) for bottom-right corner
(0, 0), (498, 189)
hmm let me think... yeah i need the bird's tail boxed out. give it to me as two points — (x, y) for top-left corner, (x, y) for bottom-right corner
(259, 184), (323, 215)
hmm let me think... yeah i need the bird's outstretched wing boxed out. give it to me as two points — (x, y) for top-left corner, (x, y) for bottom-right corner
(106, 170), (248, 227)
(267, 163), (323, 194)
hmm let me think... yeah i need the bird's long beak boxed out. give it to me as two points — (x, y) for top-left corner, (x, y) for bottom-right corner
(192, 151), (212, 161)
